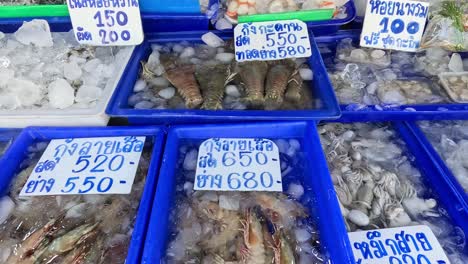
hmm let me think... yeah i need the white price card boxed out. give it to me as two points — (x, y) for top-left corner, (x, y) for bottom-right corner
(194, 138), (282, 192)
(19, 136), (146, 196)
(360, 0), (429, 52)
(349, 225), (450, 264)
(66, 0), (144, 46)
(234, 20), (312, 62)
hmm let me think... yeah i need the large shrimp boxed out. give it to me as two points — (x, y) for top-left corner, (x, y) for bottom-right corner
(239, 208), (267, 264)
(236, 61), (268, 108)
(5, 213), (65, 264)
(264, 60), (295, 110)
(161, 55), (203, 108)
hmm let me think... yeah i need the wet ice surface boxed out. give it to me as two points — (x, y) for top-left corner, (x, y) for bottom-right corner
(164, 139), (327, 264)
(319, 123), (468, 263)
(0, 19), (131, 111)
(0, 142), (152, 263)
(419, 120), (468, 193)
(129, 39), (317, 111)
(322, 39), (468, 107)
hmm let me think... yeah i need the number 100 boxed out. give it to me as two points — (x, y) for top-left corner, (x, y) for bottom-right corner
(379, 17), (420, 35)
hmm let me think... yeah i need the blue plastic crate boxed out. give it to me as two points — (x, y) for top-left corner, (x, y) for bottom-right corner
(316, 30), (468, 122)
(107, 30), (341, 124)
(209, 0), (356, 36)
(141, 121), (354, 263)
(0, 126), (166, 264)
(403, 121), (468, 209)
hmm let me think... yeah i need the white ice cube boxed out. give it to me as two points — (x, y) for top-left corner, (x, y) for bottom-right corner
(75, 85), (101, 104)
(48, 78), (75, 109)
(133, 79), (147, 92)
(158, 87), (176, 99)
(215, 53), (235, 63)
(215, 18), (233, 30)
(299, 68), (313, 81)
(448, 53), (464, 72)
(201, 32), (224, 48)
(63, 61), (82, 81)
(183, 149), (198, 170)
(6, 79), (42, 107)
(14, 19), (53, 47)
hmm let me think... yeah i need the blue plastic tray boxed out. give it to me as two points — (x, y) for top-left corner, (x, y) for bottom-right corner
(315, 30), (468, 122)
(210, 0), (356, 36)
(0, 126), (166, 264)
(403, 121), (468, 209)
(107, 30), (341, 124)
(141, 121), (354, 263)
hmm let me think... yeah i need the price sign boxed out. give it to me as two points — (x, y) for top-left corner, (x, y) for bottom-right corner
(66, 0), (144, 46)
(194, 138), (282, 192)
(360, 0), (429, 52)
(349, 225), (450, 264)
(19, 136), (146, 196)
(234, 20), (312, 62)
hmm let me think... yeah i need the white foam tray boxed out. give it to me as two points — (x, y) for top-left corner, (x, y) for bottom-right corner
(0, 47), (134, 128)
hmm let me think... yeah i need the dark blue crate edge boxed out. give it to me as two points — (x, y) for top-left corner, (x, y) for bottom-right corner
(0, 126), (166, 264)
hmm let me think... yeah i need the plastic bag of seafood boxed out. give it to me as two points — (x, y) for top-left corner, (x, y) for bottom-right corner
(414, 120), (468, 194)
(142, 122), (354, 263)
(319, 122), (468, 263)
(0, 19), (134, 127)
(420, 0), (468, 52)
(108, 31), (341, 124)
(315, 31), (468, 120)
(0, 126), (165, 264)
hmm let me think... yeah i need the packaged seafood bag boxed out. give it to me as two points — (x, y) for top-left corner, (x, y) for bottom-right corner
(421, 0), (468, 51)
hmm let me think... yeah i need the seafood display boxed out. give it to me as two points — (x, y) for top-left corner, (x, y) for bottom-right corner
(128, 37), (316, 111)
(0, 19), (132, 110)
(164, 140), (325, 263)
(322, 38), (468, 106)
(0, 141), (152, 263)
(213, 0), (350, 28)
(319, 123), (468, 263)
(419, 120), (468, 193)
